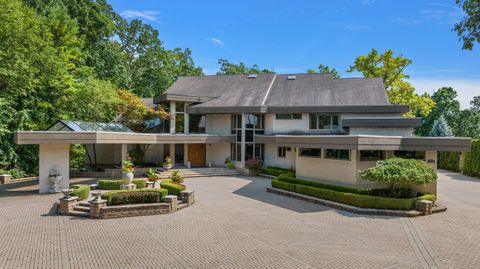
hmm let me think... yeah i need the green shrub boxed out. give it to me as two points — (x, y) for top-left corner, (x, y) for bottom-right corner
(97, 179), (147, 190)
(438, 151), (461, 172)
(101, 189), (168, 206)
(227, 161), (235, 169)
(463, 140), (480, 178)
(245, 159), (263, 172)
(261, 166), (294, 176)
(170, 170), (184, 184)
(160, 179), (186, 196)
(360, 158), (437, 188)
(0, 168), (27, 179)
(272, 180), (435, 210)
(71, 184), (90, 200)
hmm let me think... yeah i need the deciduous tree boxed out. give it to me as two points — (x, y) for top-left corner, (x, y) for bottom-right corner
(454, 0), (480, 50)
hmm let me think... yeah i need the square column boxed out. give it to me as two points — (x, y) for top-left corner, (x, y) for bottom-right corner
(184, 144), (189, 167)
(240, 113), (246, 167)
(120, 144), (128, 161)
(39, 144), (70, 194)
(170, 101), (176, 134)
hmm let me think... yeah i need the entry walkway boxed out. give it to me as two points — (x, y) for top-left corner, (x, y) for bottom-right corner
(0, 171), (478, 268)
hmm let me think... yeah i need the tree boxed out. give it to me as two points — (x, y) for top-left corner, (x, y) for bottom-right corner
(359, 158), (437, 197)
(454, 0), (480, 50)
(307, 64), (340, 78)
(416, 87), (460, 136)
(217, 59), (274, 75)
(456, 109), (480, 138)
(430, 116), (454, 137)
(348, 49), (434, 117)
(471, 96), (480, 112)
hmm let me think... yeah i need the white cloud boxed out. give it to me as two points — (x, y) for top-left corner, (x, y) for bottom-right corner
(208, 38), (225, 47)
(410, 78), (480, 109)
(120, 10), (159, 22)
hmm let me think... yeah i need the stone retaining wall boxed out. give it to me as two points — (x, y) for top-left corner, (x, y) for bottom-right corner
(99, 203), (172, 219)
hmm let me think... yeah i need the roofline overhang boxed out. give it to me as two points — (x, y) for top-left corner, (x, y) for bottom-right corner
(255, 135), (471, 152)
(342, 117), (422, 128)
(267, 105), (410, 113)
(153, 93), (216, 104)
(186, 106), (268, 114)
(14, 131), (235, 145)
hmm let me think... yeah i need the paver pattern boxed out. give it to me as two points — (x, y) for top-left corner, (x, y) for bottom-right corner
(0, 171), (479, 268)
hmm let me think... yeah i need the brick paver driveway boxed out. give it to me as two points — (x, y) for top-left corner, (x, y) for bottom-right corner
(0, 170), (479, 269)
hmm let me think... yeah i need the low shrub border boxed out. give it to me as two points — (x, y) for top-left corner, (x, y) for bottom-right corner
(97, 179), (147, 190)
(261, 166), (294, 177)
(71, 184), (90, 200)
(160, 179), (186, 196)
(271, 180), (435, 211)
(101, 189), (168, 206)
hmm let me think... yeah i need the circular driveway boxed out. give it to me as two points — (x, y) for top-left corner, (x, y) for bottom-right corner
(0, 171), (478, 268)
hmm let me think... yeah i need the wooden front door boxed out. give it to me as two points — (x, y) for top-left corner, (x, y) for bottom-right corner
(188, 144), (206, 167)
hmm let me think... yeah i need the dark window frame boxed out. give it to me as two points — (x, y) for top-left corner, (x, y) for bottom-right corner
(324, 149), (350, 160)
(309, 114), (340, 130)
(359, 150), (385, 161)
(299, 148), (322, 158)
(276, 113), (302, 120)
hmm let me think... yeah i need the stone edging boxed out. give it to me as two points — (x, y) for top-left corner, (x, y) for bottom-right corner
(266, 187), (447, 217)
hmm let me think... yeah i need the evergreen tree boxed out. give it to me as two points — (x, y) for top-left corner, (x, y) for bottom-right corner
(430, 116), (454, 137)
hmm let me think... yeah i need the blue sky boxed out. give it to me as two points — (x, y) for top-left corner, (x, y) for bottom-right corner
(111, 0), (479, 108)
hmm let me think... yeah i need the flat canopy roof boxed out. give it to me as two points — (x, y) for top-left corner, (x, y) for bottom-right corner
(14, 131), (471, 152)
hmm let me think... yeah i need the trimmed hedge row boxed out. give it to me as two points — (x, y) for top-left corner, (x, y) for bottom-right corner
(160, 179), (186, 196)
(261, 166), (294, 177)
(272, 180), (435, 210)
(438, 151), (461, 172)
(463, 140), (480, 178)
(275, 173), (391, 196)
(71, 184), (90, 200)
(97, 179), (147, 190)
(101, 189), (168, 206)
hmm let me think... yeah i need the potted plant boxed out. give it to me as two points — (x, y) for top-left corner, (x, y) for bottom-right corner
(163, 156), (173, 170)
(147, 168), (161, 189)
(122, 158), (135, 185)
(171, 170), (184, 184)
(48, 166), (62, 193)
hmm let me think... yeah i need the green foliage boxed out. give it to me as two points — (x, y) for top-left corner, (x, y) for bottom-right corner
(245, 159), (263, 172)
(463, 140), (480, 178)
(454, 0), (480, 50)
(97, 179), (147, 190)
(170, 170), (184, 184)
(430, 115), (454, 137)
(438, 152), (461, 172)
(272, 180), (435, 210)
(216, 58), (274, 75)
(69, 144), (86, 170)
(360, 158), (437, 186)
(160, 179), (186, 196)
(226, 161), (235, 169)
(261, 166), (294, 177)
(121, 159), (134, 173)
(147, 168), (159, 181)
(347, 49), (434, 117)
(71, 184), (90, 200)
(101, 189), (168, 206)
(0, 168), (27, 179)
(306, 64), (340, 78)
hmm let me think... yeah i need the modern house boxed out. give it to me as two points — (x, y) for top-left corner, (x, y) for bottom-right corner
(15, 73), (471, 194)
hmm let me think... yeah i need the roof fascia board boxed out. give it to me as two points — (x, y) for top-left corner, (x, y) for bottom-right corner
(342, 118), (422, 127)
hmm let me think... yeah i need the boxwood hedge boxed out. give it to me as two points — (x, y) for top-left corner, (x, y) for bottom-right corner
(97, 179), (147, 190)
(101, 189), (168, 206)
(261, 166), (294, 177)
(272, 180), (435, 210)
(160, 179), (186, 196)
(71, 184), (90, 200)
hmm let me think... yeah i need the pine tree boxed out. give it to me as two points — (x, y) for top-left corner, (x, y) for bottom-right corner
(430, 115), (454, 137)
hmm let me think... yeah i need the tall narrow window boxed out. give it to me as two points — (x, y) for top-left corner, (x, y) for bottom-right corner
(278, 147), (287, 158)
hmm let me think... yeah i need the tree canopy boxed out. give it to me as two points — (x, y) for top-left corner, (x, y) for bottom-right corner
(454, 0), (480, 50)
(216, 59), (274, 75)
(307, 64), (340, 78)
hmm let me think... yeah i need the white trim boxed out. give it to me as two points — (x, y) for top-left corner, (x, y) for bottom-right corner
(261, 74), (277, 106)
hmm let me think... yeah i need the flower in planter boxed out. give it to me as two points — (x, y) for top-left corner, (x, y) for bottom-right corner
(171, 170), (184, 184)
(122, 159), (135, 173)
(163, 156), (172, 166)
(147, 168), (159, 181)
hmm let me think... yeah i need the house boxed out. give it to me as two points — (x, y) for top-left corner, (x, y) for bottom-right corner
(15, 73), (471, 194)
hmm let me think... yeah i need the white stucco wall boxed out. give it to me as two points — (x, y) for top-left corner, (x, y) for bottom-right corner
(206, 143), (230, 166)
(264, 113), (309, 134)
(39, 144), (70, 194)
(206, 114), (231, 134)
(263, 144), (296, 170)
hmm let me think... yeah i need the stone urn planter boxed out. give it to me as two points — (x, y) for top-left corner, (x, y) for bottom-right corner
(124, 172), (134, 185)
(163, 164), (173, 170)
(49, 175), (62, 193)
(154, 180), (161, 189)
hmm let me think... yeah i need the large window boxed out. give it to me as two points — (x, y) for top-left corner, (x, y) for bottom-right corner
(360, 150), (384, 161)
(309, 114), (340, 130)
(276, 113), (302, 120)
(299, 148), (322, 158)
(174, 102), (186, 133)
(230, 114), (265, 161)
(189, 115), (205, 133)
(325, 149), (350, 160)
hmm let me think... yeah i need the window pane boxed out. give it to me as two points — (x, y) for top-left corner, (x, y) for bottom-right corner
(230, 143), (235, 161)
(245, 144), (254, 160)
(236, 143), (241, 161)
(325, 149), (350, 160)
(318, 115), (330, 129)
(175, 114), (184, 133)
(292, 113), (302, 119)
(276, 114), (291, 119)
(245, 130), (254, 142)
(236, 114), (242, 128)
(331, 115), (339, 129)
(236, 131), (242, 142)
(255, 144), (264, 159)
(245, 114), (256, 129)
(255, 115), (264, 129)
(360, 150), (384, 161)
(299, 148), (321, 157)
(189, 115), (205, 133)
(175, 102), (185, 112)
(309, 115), (317, 129)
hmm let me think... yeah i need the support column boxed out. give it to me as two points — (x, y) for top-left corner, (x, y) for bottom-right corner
(170, 101), (176, 134)
(120, 144), (128, 161)
(422, 151), (438, 196)
(184, 144), (189, 167)
(39, 144), (70, 194)
(240, 113), (246, 167)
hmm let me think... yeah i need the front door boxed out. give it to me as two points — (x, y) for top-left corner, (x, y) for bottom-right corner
(188, 144), (206, 167)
